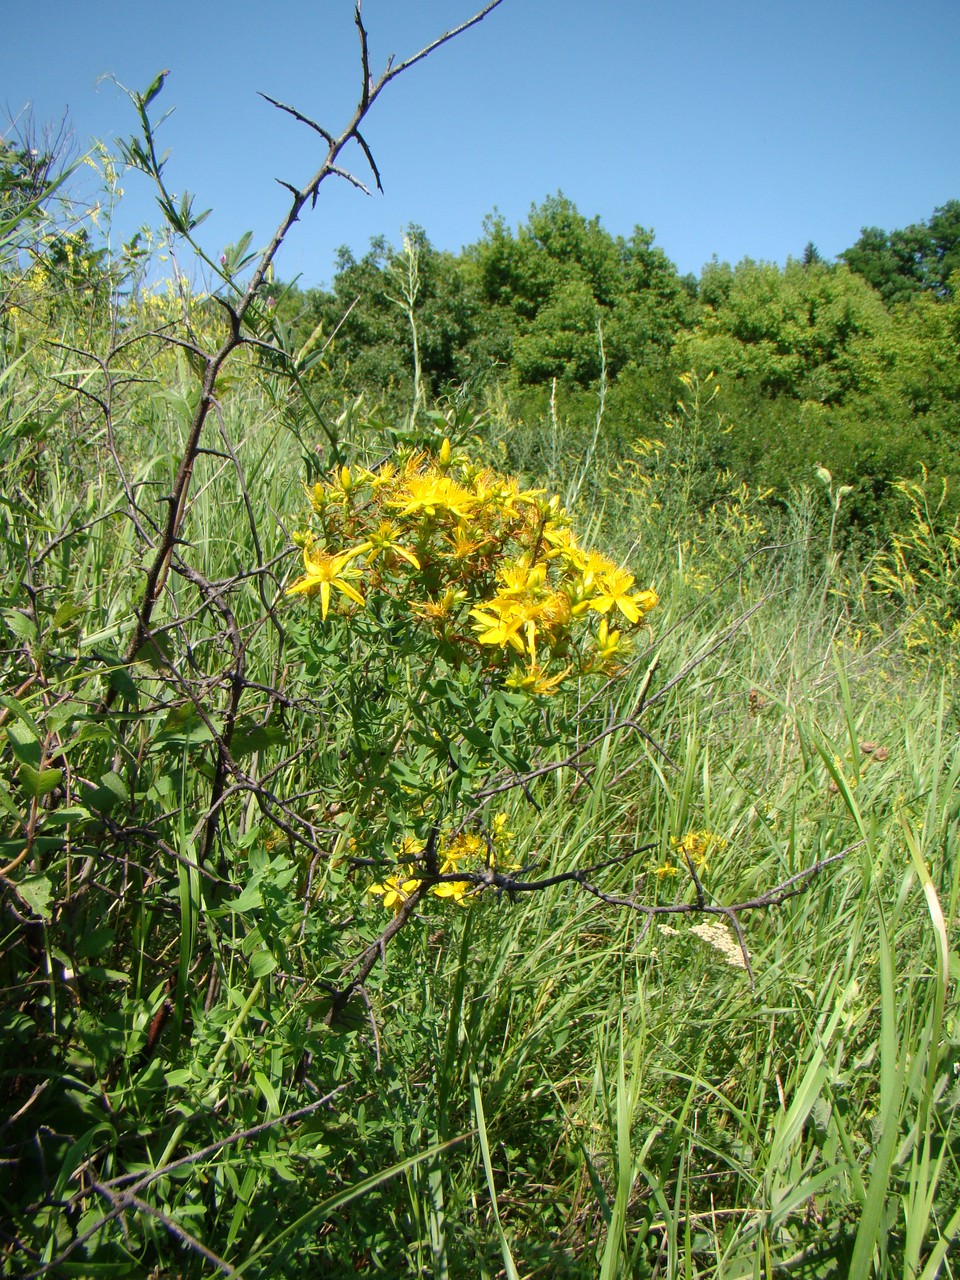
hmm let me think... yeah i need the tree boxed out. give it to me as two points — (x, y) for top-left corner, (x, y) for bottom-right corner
(926, 200), (960, 295)
(301, 227), (485, 407)
(841, 200), (960, 303)
(801, 241), (824, 266)
(685, 257), (889, 403)
(467, 193), (690, 387)
(0, 140), (54, 228)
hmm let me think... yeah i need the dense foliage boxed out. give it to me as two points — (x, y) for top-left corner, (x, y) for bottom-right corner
(1, 57), (959, 1280)
(274, 194), (960, 540)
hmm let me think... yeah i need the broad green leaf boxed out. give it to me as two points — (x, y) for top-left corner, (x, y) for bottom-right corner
(250, 949), (278, 979)
(0, 778), (23, 820)
(18, 763), (62, 798)
(15, 873), (53, 919)
(230, 881), (263, 913)
(0, 694), (40, 736)
(89, 770), (128, 812)
(6, 719), (41, 767)
(231, 722), (287, 758)
(2, 609), (37, 643)
(52, 601), (86, 629)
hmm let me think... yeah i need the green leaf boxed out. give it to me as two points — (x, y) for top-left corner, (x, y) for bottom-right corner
(19, 763), (62, 798)
(231, 721), (287, 758)
(52, 601), (86, 629)
(6, 721), (41, 768)
(0, 695), (41, 736)
(141, 68), (170, 109)
(133, 632), (175, 670)
(230, 881), (263, 913)
(2, 609), (37, 643)
(254, 1069), (280, 1116)
(92, 770), (128, 811)
(41, 805), (92, 828)
(75, 927), (115, 959)
(152, 706), (217, 750)
(105, 662), (139, 704)
(165, 1068), (194, 1088)
(15, 874), (53, 920)
(250, 950), (277, 979)
(0, 779), (21, 820)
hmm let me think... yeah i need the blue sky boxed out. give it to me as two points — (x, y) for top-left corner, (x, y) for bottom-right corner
(4, 0), (959, 287)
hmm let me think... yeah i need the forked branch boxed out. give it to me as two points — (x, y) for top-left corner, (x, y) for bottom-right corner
(107, 0), (507, 711)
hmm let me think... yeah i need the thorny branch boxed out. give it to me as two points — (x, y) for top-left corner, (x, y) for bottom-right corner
(108, 0), (506, 714)
(323, 842), (861, 1014)
(18, 1091), (346, 1280)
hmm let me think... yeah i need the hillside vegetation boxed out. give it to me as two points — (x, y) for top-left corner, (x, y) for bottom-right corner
(1, 50), (959, 1280)
(274, 193), (960, 540)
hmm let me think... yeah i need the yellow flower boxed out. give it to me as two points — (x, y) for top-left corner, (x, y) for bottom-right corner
(491, 812), (512, 843)
(539, 590), (572, 630)
(542, 523), (583, 565)
(595, 617), (627, 663)
(496, 560), (547, 598)
(505, 663), (572, 696)
(368, 870), (422, 912)
(431, 878), (473, 903)
(368, 461), (397, 490)
(285, 542), (367, 619)
(484, 476), (544, 516)
(414, 587), (468, 624)
(671, 830), (726, 872)
(309, 482), (331, 514)
(589, 568), (657, 625)
(360, 521), (421, 570)
(445, 524), (488, 560)
(389, 474), (476, 521)
(470, 602), (528, 655)
(579, 551), (617, 591)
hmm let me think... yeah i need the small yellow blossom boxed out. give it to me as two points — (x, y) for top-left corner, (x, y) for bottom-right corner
(589, 568), (657, 625)
(285, 542), (367, 619)
(414, 587), (468, 624)
(368, 870), (422, 912)
(360, 520), (421, 569)
(671, 830), (726, 872)
(470, 603), (528, 655)
(389, 474), (476, 521)
(431, 877), (473, 903)
(505, 662), (572, 696)
(445, 524), (488, 560)
(595, 618), (624, 663)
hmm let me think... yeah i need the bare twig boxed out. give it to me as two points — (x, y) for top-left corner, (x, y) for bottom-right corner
(108, 0), (508, 721)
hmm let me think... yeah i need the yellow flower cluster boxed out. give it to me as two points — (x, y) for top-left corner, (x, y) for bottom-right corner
(285, 441), (658, 692)
(368, 816), (518, 912)
(658, 829), (727, 877)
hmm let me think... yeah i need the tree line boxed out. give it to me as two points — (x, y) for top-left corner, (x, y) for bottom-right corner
(268, 194), (960, 537)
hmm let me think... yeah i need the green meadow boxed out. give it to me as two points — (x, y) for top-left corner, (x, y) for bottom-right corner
(2, 32), (959, 1280)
